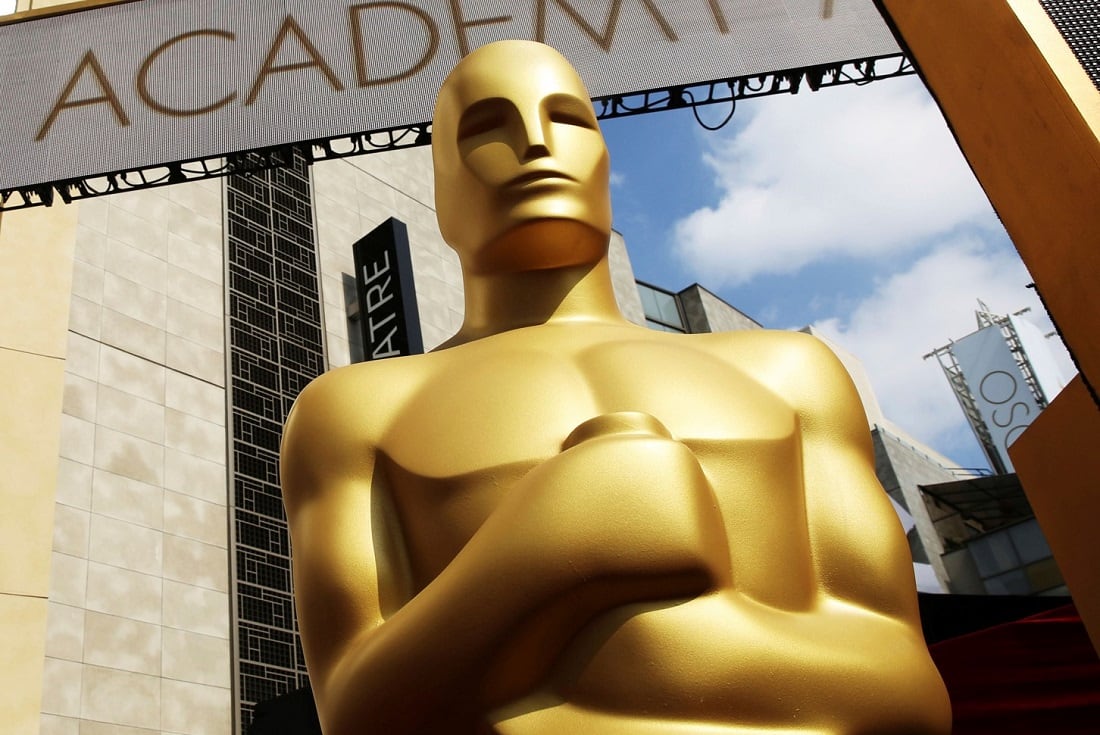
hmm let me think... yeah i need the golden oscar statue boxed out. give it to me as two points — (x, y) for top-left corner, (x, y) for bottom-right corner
(280, 40), (951, 735)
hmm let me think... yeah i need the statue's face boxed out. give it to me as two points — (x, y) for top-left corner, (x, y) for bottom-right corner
(433, 41), (612, 273)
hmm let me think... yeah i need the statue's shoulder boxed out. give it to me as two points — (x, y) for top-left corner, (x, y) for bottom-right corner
(286, 352), (439, 444)
(701, 329), (858, 414)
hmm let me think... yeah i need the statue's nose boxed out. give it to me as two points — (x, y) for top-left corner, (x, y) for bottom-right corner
(518, 112), (550, 162)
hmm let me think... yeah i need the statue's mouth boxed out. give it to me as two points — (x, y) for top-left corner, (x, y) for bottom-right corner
(508, 169), (575, 188)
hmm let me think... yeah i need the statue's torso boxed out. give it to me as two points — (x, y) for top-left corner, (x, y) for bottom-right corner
(382, 325), (807, 602)
(359, 324), (942, 733)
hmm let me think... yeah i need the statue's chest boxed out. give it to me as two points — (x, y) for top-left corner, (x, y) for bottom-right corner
(383, 339), (794, 478)
(380, 338), (799, 589)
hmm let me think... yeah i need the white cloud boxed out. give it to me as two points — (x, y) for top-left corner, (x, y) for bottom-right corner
(809, 236), (1075, 463)
(674, 77), (996, 285)
(609, 170), (626, 188)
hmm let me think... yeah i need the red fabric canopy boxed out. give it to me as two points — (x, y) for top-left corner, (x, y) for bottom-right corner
(929, 604), (1100, 734)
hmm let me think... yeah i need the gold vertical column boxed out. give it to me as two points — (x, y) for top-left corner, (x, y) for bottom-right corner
(875, 0), (1100, 650)
(0, 198), (79, 735)
(3, 0), (85, 714)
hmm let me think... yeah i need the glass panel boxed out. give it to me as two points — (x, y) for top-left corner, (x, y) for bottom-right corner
(638, 284), (661, 320)
(1009, 520), (1052, 565)
(638, 283), (686, 331)
(1024, 557), (1063, 593)
(655, 291), (682, 327)
(983, 569), (1031, 595)
(969, 531), (1020, 577)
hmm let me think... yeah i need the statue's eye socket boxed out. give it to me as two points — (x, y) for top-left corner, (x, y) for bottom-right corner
(458, 103), (507, 141)
(548, 109), (593, 128)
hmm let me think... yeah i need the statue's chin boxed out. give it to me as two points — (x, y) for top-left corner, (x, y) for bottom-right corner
(472, 218), (611, 275)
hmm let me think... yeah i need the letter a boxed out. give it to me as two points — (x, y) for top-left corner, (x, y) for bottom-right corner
(246, 15), (345, 105)
(36, 50), (130, 141)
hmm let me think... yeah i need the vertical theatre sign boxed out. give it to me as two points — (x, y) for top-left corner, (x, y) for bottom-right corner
(352, 218), (424, 360)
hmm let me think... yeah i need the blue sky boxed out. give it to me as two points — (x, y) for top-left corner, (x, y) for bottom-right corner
(599, 74), (1076, 471)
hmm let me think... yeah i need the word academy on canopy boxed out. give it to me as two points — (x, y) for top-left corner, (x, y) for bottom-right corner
(0, 0), (899, 192)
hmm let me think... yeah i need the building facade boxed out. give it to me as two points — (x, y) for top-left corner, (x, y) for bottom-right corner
(3, 139), (973, 735)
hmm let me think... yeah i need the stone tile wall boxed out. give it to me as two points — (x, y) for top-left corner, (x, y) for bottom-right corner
(42, 179), (232, 735)
(313, 148), (464, 363)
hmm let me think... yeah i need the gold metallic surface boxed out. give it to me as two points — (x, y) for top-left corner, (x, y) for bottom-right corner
(0, 202), (76, 735)
(281, 41), (950, 735)
(1010, 376), (1100, 653)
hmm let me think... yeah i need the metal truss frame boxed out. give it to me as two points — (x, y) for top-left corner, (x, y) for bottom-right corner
(1, 53), (914, 212)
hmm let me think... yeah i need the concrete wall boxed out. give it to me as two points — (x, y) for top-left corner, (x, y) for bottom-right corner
(872, 426), (960, 590)
(39, 180), (233, 735)
(679, 285), (761, 334)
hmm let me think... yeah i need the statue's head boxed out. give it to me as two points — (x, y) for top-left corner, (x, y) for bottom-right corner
(433, 41), (612, 274)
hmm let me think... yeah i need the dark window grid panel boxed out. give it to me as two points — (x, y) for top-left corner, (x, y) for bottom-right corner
(279, 343), (325, 378)
(276, 345), (325, 381)
(236, 542), (293, 579)
(273, 259), (321, 295)
(232, 192), (277, 220)
(258, 636), (296, 671)
(232, 352), (282, 392)
(234, 443), (280, 485)
(240, 614), (298, 654)
(271, 188), (313, 225)
(229, 237), (275, 279)
(233, 383), (282, 423)
(227, 174), (273, 207)
(273, 232), (317, 271)
(236, 514), (290, 554)
(295, 638), (309, 677)
(240, 551), (293, 592)
(228, 213), (275, 255)
(230, 265), (277, 305)
(235, 413), (284, 454)
(271, 161), (312, 199)
(240, 661), (304, 686)
(236, 520), (287, 558)
(236, 516), (289, 554)
(239, 593), (298, 635)
(236, 509), (291, 550)
(230, 322), (279, 364)
(238, 594), (296, 633)
(239, 670), (298, 719)
(281, 395), (299, 422)
(270, 174), (311, 203)
(236, 508), (291, 551)
(235, 477), (287, 519)
(228, 195), (274, 230)
(228, 156), (321, 729)
(279, 368), (321, 404)
(239, 666), (302, 705)
(273, 211), (314, 245)
(275, 285), (322, 323)
(277, 312), (324, 348)
(232, 293), (280, 333)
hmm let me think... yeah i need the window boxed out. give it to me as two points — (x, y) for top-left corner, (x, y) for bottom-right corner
(637, 281), (686, 333)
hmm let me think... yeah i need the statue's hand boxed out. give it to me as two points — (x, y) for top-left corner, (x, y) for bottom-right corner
(505, 411), (731, 598)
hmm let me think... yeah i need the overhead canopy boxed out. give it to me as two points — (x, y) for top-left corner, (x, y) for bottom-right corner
(0, 0), (901, 192)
